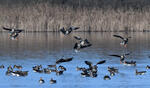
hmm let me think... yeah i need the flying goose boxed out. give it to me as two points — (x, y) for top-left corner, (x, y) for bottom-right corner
(60, 26), (79, 35)
(109, 53), (130, 63)
(74, 36), (92, 51)
(3, 27), (23, 33)
(3, 27), (24, 40)
(113, 34), (131, 47)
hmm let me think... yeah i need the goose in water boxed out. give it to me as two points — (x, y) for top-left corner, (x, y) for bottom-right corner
(73, 36), (92, 52)
(56, 57), (73, 64)
(60, 26), (79, 35)
(113, 34), (131, 47)
(135, 69), (146, 75)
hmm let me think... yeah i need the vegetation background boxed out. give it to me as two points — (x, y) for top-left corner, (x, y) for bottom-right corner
(1, 0), (150, 32)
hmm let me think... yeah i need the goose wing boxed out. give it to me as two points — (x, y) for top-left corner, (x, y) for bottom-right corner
(56, 59), (65, 64)
(64, 57), (73, 62)
(74, 36), (82, 40)
(70, 26), (80, 30)
(60, 27), (66, 35)
(113, 35), (124, 40)
(109, 55), (121, 58)
(85, 61), (92, 67)
(74, 43), (79, 49)
(80, 44), (92, 49)
(3, 27), (12, 31)
(15, 29), (23, 33)
(97, 60), (106, 65)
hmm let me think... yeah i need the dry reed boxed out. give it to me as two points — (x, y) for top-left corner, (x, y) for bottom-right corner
(0, 0), (150, 32)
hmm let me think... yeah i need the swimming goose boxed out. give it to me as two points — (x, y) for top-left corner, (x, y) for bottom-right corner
(122, 60), (136, 66)
(104, 75), (111, 80)
(0, 65), (4, 69)
(47, 65), (56, 68)
(50, 78), (56, 84)
(56, 57), (73, 64)
(113, 35), (131, 47)
(43, 68), (51, 74)
(56, 70), (64, 76)
(60, 26), (79, 35)
(58, 65), (66, 71)
(9, 32), (20, 40)
(135, 69), (146, 75)
(76, 67), (86, 71)
(13, 65), (22, 69)
(11, 71), (28, 77)
(39, 77), (45, 84)
(146, 65), (150, 69)
(32, 65), (43, 73)
(107, 67), (118, 73)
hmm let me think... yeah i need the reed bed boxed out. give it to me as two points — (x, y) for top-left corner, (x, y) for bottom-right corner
(0, 0), (150, 32)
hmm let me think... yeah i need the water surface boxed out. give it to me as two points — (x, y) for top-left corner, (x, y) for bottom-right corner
(0, 32), (150, 88)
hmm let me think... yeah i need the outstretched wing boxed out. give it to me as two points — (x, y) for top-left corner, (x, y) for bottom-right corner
(60, 27), (66, 35)
(74, 36), (82, 40)
(113, 35), (124, 40)
(85, 61), (92, 67)
(74, 43), (79, 49)
(70, 26), (80, 30)
(3, 27), (12, 31)
(15, 29), (23, 33)
(56, 59), (64, 64)
(124, 53), (130, 56)
(109, 55), (121, 57)
(80, 44), (92, 49)
(64, 57), (73, 62)
(84, 39), (90, 44)
(97, 60), (106, 65)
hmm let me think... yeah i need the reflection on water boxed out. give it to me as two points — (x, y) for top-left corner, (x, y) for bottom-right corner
(0, 32), (150, 88)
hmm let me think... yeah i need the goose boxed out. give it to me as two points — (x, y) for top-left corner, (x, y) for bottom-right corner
(0, 65), (4, 69)
(104, 75), (111, 80)
(9, 32), (20, 40)
(146, 65), (150, 69)
(39, 77), (45, 84)
(135, 69), (146, 75)
(3, 27), (23, 33)
(109, 53), (130, 63)
(60, 26), (79, 35)
(123, 60), (136, 66)
(74, 36), (92, 52)
(3, 27), (23, 40)
(50, 78), (56, 84)
(58, 65), (66, 71)
(13, 65), (22, 69)
(107, 67), (118, 73)
(43, 68), (51, 74)
(56, 57), (73, 64)
(47, 65), (56, 68)
(11, 71), (28, 77)
(113, 35), (131, 47)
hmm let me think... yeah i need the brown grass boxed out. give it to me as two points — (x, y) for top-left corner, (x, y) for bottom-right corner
(0, 0), (150, 32)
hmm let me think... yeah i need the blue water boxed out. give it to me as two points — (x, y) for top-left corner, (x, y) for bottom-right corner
(0, 32), (150, 88)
